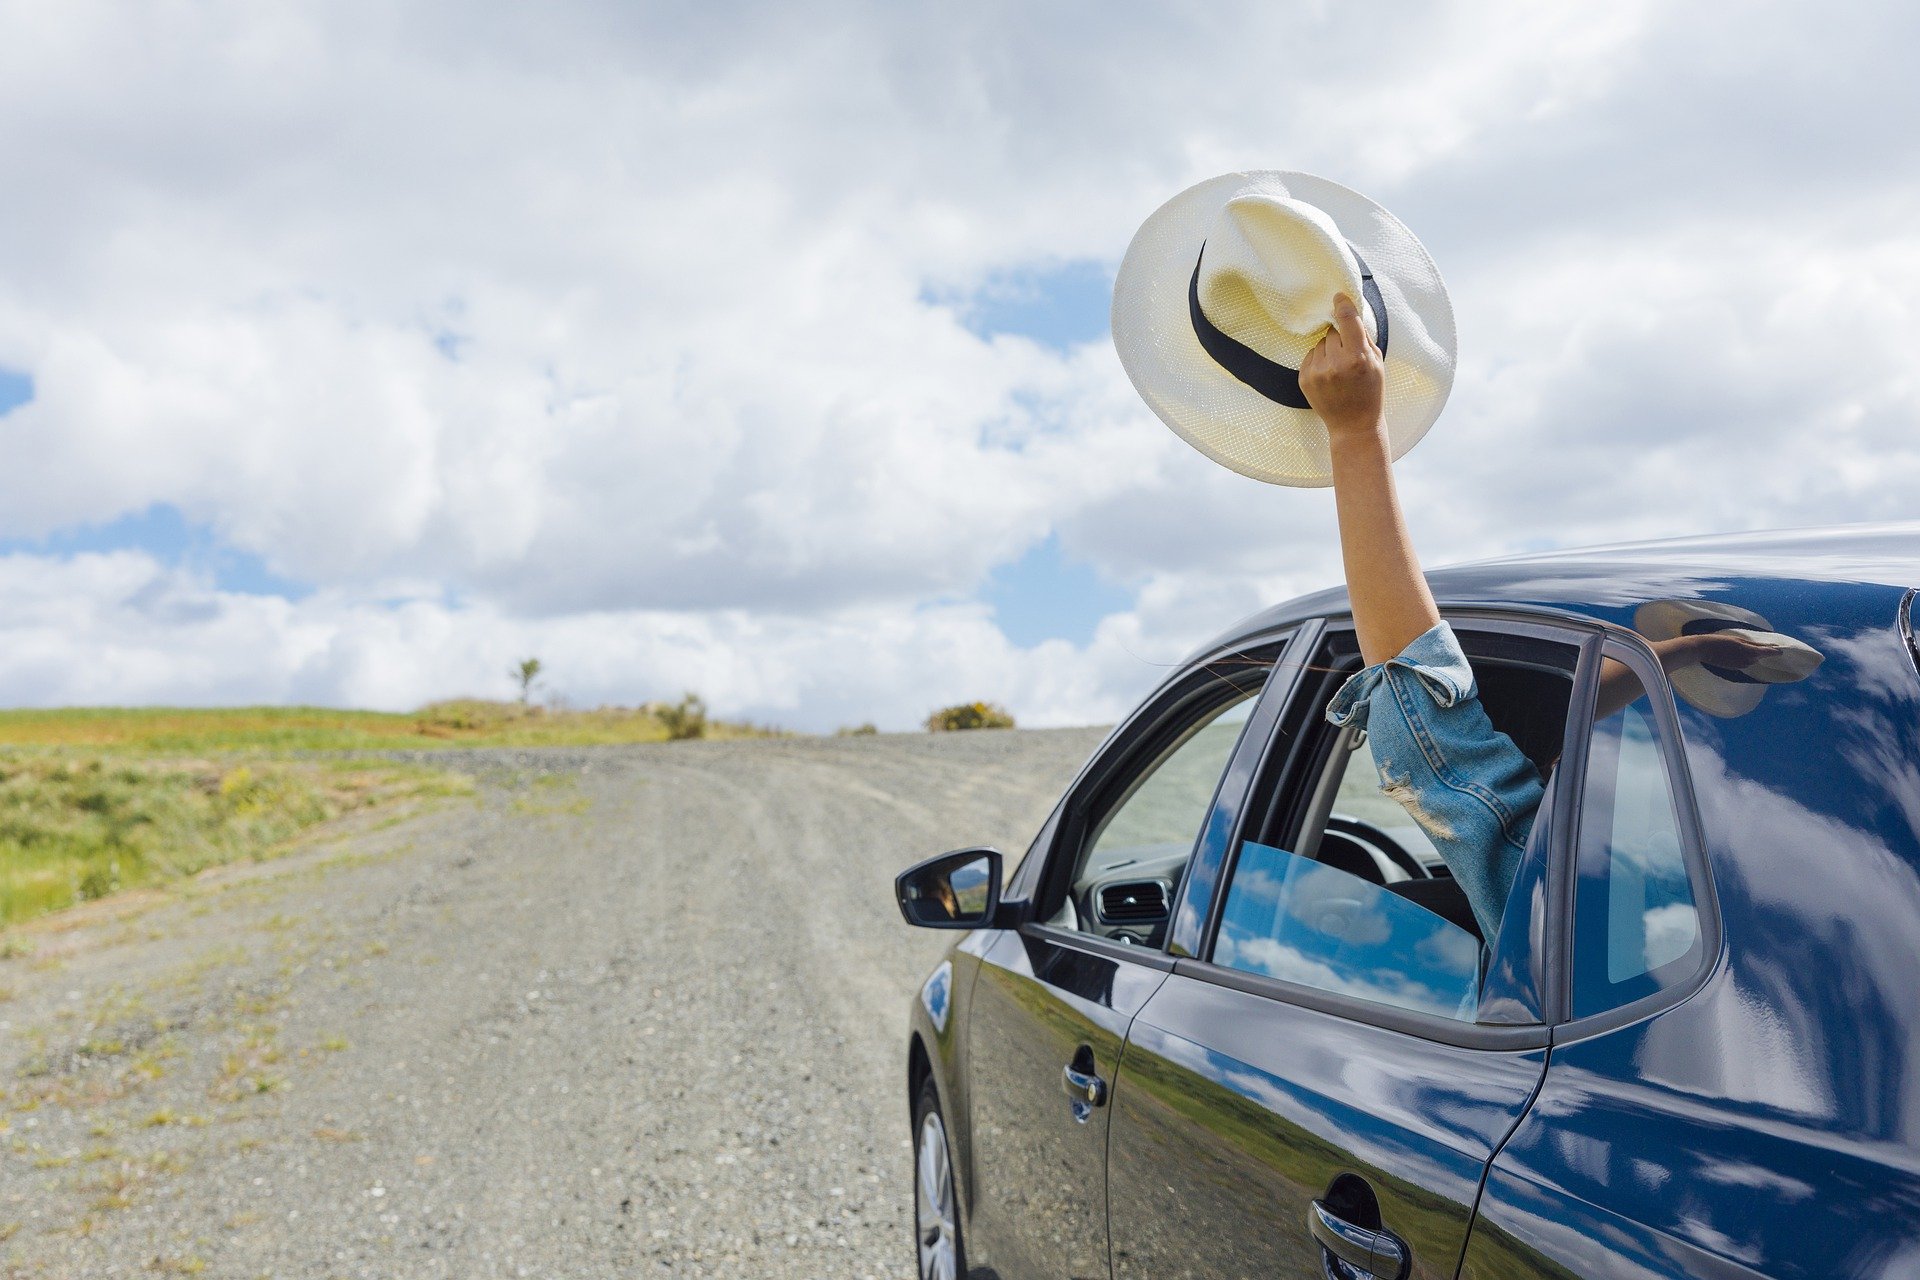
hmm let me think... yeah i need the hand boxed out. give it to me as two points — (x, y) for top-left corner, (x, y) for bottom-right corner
(1651, 631), (1782, 675)
(1300, 292), (1386, 443)
(1671, 631), (1784, 673)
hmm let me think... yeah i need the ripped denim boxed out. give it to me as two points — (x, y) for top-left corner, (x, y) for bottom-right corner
(1325, 622), (1544, 941)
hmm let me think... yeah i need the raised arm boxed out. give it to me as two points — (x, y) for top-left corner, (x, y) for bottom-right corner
(1299, 294), (1439, 666)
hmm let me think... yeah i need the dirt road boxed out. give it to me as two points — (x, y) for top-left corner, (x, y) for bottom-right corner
(0, 729), (1104, 1278)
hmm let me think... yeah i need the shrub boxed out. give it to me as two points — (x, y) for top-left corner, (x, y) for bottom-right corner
(835, 723), (879, 737)
(656, 693), (709, 741)
(924, 702), (1015, 733)
(77, 859), (121, 901)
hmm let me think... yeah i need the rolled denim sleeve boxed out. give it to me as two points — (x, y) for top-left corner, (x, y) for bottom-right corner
(1325, 622), (1544, 941)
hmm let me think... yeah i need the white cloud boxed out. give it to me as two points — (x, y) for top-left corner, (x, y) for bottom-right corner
(0, 549), (1176, 730)
(0, 0), (1915, 727)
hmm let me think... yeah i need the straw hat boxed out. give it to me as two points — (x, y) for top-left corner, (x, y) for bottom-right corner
(1633, 599), (1826, 718)
(1112, 171), (1456, 487)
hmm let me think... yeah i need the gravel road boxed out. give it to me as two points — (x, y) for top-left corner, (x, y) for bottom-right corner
(0, 728), (1105, 1278)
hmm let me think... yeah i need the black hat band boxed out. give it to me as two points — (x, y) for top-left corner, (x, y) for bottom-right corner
(1187, 243), (1388, 410)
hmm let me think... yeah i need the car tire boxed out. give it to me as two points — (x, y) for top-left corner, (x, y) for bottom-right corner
(913, 1076), (966, 1280)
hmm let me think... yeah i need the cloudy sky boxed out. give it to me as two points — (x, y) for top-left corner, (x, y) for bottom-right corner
(0, 0), (1915, 730)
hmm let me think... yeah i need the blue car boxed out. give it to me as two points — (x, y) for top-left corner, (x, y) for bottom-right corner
(896, 523), (1920, 1280)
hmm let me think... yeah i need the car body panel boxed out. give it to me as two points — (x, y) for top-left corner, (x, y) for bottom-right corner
(1108, 971), (1546, 1280)
(1208, 523), (1920, 654)
(962, 926), (1169, 1279)
(907, 928), (996, 1241)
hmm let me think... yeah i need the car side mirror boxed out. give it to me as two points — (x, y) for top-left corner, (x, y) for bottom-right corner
(895, 847), (1003, 929)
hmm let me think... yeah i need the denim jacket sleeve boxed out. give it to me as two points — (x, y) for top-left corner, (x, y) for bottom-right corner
(1324, 622), (1545, 941)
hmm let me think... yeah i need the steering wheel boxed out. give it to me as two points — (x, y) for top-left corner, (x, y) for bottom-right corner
(1324, 815), (1429, 881)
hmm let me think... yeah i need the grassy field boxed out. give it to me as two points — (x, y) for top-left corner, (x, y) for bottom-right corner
(0, 699), (778, 929)
(0, 754), (469, 926)
(0, 699), (775, 753)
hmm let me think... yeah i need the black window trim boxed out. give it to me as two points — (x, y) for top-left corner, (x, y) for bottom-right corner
(1174, 606), (1606, 1051)
(1022, 922), (1179, 973)
(1167, 956), (1552, 1051)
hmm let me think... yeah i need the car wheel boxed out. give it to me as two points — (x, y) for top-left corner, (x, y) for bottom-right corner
(913, 1076), (964, 1280)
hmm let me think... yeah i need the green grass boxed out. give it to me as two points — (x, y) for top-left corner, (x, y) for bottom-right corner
(0, 700), (783, 930)
(0, 700), (778, 754)
(0, 754), (470, 926)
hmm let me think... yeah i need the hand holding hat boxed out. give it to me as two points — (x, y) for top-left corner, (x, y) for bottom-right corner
(1112, 170), (1455, 487)
(1298, 292), (1387, 443)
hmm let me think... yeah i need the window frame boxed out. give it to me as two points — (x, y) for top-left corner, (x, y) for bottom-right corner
(1012, 628), (1297, 971)
(1550, 635), (1725, 1043)
(1900, 587), (1919, 681)
(1170, 608), (1615, 1051)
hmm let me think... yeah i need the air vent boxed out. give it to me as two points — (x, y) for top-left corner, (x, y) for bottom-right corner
(1099, 880), (1169, 924)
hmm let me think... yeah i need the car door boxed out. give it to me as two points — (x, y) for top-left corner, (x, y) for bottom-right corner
(1105, 616), (1592, 1280)
(961, 633), (1296, 1280)
(1459, 636), (1729, 1279)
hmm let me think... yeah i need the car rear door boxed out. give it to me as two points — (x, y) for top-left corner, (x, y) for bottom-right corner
(960, 632), (1297, 1280)
(1105, 616), (1590, 1280)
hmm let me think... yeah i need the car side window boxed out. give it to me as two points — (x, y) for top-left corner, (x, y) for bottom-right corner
(1214, 839), (1484, 1020)
(1207, 625), (1576, 1025)
(1046, 686), (1259, 944)
(1571, 646), (1704, 1018)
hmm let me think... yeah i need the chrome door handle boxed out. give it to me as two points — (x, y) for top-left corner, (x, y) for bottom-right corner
(1307, 1198), (1408, 1280)
(1061, 1060), (1107, 1122)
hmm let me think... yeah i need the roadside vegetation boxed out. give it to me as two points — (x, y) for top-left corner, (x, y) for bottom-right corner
(0, 698), (776, 753)
(925, 701), (1017, 732)
(0, 754), (466, 926)
(0, 692), (778, 928)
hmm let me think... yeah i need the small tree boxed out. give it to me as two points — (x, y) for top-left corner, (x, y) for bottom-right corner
(925, 701), (1016, 732)
(512, 657), (543, 705)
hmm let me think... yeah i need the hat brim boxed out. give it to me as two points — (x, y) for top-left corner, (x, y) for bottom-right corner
(1112, 171), (1456, 488)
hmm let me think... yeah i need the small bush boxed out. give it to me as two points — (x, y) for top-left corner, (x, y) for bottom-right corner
(655, 693), (709, 741)
(77, 860), (121, 901)
(835, 723), (879, 737)
(924, 702), (1015, 733)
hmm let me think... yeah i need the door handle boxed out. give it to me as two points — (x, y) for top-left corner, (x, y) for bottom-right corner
(1061, 1046), (1107, 1122)
(1307, 1198), (1408, 1280)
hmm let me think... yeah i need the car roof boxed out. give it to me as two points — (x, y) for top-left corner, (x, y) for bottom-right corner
(1212, 520), (1920, 650)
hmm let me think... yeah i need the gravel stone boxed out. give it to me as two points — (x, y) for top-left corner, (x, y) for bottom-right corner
(0, 728), (1104, 1278)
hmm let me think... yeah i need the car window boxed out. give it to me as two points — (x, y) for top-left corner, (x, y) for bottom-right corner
(1209, 626), (1578, 1025)
(1571, 653), (1703, 1018)
(1214, 840), (1482, 1020)
(1326, 740), (1442, 870)
(1052, 690), (1257, 942)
